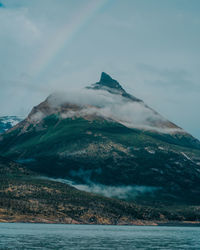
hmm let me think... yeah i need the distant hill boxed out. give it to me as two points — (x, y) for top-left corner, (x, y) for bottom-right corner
(0, 116), (22, 134)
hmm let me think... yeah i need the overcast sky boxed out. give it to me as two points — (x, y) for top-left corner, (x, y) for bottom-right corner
(0, 0), (199, 139)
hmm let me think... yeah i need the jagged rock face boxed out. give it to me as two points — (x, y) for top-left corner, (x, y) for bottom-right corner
(1, 73), (200, 205)
(94, 72), (126, 92)
(88, 72), (142, 102)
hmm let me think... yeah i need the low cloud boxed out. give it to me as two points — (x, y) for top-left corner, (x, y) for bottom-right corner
(72, 183), (160, 200)
(46, 88), (183, 133)
(39, 176), (160, 200)
(30, 110), (45, 122)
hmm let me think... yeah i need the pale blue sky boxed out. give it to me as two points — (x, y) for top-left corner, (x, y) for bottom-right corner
(0, 0), (199, 139)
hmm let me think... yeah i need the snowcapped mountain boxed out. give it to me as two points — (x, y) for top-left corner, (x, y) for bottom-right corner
(0, 116), (23, 134)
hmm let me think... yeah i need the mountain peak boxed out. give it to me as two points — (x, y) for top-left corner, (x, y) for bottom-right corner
(87, 72), (142, 102)
(97, 72), (125, 92)
(100, 72), (114, 82)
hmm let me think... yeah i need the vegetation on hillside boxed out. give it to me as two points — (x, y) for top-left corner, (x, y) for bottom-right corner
(0, 156), (200, 224)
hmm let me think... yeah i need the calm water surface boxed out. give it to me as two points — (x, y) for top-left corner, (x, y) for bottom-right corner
(0, 223), (200, 249)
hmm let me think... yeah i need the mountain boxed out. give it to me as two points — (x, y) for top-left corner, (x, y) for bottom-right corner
(0, 116), (23, 134)
(0, 73), (200, 206)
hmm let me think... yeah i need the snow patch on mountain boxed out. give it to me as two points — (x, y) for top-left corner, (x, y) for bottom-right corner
(0, 116), (23, 133)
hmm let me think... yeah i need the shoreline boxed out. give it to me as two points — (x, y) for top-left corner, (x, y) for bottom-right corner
(1, 218), (200, 227)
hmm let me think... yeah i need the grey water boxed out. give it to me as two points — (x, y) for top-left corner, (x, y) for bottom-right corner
(0, 223), (200, 250)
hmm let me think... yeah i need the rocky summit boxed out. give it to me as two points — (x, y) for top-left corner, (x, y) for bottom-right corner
(87, 72), (142, 102)
(0, 73), (200, 209)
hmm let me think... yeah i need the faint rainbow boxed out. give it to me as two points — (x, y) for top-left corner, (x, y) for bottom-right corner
(31, 0), (110, 77)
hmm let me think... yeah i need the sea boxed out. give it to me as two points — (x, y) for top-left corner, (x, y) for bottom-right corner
(0, 223), (200, 249)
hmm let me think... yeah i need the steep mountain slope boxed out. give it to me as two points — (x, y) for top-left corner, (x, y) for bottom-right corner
(0, 73), (200, 205)
(0, 116), (22, 134)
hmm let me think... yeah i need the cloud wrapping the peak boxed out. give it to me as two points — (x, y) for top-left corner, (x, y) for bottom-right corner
(46, 88), (182, 133)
